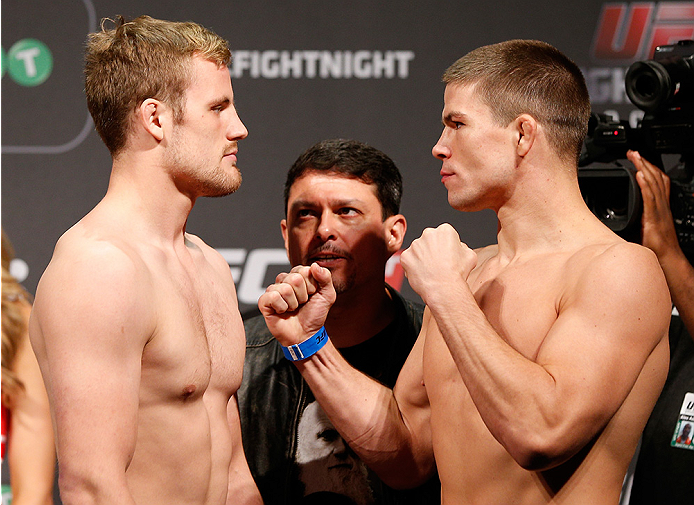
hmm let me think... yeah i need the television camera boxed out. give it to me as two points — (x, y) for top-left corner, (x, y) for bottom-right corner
(578, 39), (694, 260)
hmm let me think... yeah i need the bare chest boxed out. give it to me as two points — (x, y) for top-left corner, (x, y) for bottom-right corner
(140, 258), (244, 403)
(422, 257), (567, 447)
(468, 258), (566, 357)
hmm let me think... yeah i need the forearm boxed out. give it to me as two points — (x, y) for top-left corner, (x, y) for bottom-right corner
(258, 264), (434, 485)
(425, 286), (594, 470)
(295, 341), (434, 487)
(10, 318), (56, 505)
(9, 421), (55, 505)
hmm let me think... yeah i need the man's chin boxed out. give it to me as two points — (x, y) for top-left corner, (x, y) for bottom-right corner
(330, 275), (355, 296)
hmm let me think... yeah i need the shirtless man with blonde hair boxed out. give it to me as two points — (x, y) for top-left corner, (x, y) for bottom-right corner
(29, 15), (261, 505)
(256, 40), (672, 504)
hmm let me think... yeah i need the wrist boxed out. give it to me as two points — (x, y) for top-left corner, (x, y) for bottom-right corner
(281, 326), (329, 361)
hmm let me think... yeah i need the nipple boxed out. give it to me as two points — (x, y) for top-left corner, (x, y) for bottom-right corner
(182, 384), (197, 399)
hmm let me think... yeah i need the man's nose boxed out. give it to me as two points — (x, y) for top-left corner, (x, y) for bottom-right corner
(316, 212), (338, 241)
(432, 130), (451, 160)
(227, 110), (248, 140)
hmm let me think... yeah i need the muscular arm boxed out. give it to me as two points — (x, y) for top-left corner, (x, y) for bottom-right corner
(29, 240), (154, 505)
(9, 301), (56, 505)
(258, 264), (435, 488)
(629, 150), (694, 336)
(402, 224), (671, 470)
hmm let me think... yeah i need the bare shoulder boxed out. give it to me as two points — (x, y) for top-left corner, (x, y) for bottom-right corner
(562, 239), (671, 345)
(33, 225), (156, 345)
(44, 225), (150, 291)
(570, 240), (667, 294)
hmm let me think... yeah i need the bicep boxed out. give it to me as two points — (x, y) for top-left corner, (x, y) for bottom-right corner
(538, 247), (670, 430)
(32, 256), (154, 477)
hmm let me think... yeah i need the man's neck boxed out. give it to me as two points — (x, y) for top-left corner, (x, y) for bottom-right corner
(325, 284), (397, 348)
(103, 155), (196, 246)
(494, 166), (602, 261)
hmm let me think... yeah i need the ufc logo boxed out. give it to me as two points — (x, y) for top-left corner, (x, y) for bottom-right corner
(592, 2), (694, 62)
(218, 248), (405, 306)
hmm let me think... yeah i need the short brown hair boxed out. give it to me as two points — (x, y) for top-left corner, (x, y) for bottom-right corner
(284, 139), (403, 220)
(85, 15), (231, 156)
(443, 40), (590, 164)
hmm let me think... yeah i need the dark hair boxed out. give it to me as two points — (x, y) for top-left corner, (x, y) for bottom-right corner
(443, 39), (591, 165)
(284, 139), (403, 219)
(85, 15), (231, 156)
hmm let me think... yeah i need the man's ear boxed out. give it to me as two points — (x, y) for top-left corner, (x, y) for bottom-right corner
(384, 214), (407, 254)
(280, 219), (290, 260)
(138, 98), (166, 142)
(515, 114), (537, 157)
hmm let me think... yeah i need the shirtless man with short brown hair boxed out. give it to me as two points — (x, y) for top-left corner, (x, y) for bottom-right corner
(256, 40), (672, 504)
(29, 15), (261, 505)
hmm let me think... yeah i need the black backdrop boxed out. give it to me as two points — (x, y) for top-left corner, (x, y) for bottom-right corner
(2, 1), (693, 501)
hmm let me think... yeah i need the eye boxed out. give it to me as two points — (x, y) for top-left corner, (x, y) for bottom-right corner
(337, 207), (359, 216)
(296, 209), (315, 219)
(452, 121), (464, 129)
(211, 101), (229, 113)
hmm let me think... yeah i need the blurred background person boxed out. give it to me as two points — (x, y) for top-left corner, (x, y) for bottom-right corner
(624, 150), (694, 505)
(2, 229), (56, 505)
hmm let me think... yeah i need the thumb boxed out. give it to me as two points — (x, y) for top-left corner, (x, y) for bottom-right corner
(309, 263), (337, 305)
(310, 262), (333, 289)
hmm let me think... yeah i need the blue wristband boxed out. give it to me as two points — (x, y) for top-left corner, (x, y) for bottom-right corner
(281, 326), (329, 361)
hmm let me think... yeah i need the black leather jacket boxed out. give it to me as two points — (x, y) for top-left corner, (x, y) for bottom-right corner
(238, 286), (440, 504)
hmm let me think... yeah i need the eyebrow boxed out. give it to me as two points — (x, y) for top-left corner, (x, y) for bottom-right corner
(442, 111), (467, 126)
(210, 97), (232, 108)
(289, 197), (364, 212)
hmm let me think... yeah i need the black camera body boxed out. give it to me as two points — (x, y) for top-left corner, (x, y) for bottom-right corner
(578, 40), (694, 261)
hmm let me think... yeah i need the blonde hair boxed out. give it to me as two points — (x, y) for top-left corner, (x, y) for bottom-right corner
(85, 15), (232, 155)
(1, 230), (31, 407)
(443, 40), (591, 164)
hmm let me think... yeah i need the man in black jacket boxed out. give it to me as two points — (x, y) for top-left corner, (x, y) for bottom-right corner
(237, 139), (440, 505)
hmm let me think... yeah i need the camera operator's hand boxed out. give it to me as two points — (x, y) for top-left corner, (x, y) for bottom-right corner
(627, 150), (680, 258)
(628, 149), (694, 337)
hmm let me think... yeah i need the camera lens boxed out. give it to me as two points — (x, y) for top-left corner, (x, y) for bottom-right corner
(625, 60), (671, 113)
(633, 72), (658, 100)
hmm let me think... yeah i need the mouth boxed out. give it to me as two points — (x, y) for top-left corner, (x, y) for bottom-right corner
(223, 143), (238, 158)
(222, 152), (238, 167)
(308, 247), (351, 267)
(309, 254), (346, 267)
(440, 169), (454, 184)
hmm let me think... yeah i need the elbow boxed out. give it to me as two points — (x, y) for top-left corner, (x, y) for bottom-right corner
(502, 429), (578, 472)
(510, 448), (561, 472)
(57, 468), (103, 505)
(58, 474), (90, 505)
